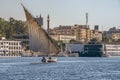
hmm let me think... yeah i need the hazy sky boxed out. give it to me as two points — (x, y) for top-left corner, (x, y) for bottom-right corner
(0, 0), (120, 30)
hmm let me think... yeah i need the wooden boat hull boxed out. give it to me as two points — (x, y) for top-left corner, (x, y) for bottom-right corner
(47, 58), (57, 62)
(41, 57), (57, 63)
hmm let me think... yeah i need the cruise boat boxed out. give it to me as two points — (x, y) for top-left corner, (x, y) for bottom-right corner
(104, 44), (120, 56)
(80, 42), (104, 57)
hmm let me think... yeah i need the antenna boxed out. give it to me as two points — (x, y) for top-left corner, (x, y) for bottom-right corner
(86, 12), (88, 28)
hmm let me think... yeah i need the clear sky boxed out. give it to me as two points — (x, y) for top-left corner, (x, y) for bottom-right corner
(0, 0), (120, 31)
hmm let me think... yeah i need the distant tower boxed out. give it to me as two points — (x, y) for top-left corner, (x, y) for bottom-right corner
(47, 14), (50, 34)
(35, 14), (43, 27)
(85, 12), (88, 42)
(39, 14), (43, 26)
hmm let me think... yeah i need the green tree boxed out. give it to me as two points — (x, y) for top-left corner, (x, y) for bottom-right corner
(69, 39), (82, 44)
(90, 38), (97, 42)
(69, 39), (76, 43)
(102, 35), (110, 43)
(0, 17), (28, 39)
(115, 39), (120, 43)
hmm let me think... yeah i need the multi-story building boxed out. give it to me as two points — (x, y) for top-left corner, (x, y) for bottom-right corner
(50, 25), (72, 35)
(112, 33), (120, 41)
(75, 25), (102, 42)
(72, 25), (89, 42)
(50, 24), (102, 43)
(94, 25), (99, 30)
(103, 27), (120, 41)
(0, 40), (23, 56)
(92, 30), (102, 41)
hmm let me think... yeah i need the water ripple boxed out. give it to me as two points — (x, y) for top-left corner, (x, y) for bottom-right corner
(0, 57), (120, 80)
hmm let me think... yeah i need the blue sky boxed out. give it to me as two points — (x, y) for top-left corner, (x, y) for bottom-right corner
(0, 0), (120, 30)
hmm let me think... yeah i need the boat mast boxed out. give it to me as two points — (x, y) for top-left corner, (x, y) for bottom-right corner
(47, 14), (50, 55)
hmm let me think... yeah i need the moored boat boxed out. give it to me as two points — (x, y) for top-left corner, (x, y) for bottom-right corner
(80, 42), (104, 57)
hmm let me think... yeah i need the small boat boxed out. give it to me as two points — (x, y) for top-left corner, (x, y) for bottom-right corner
(41, 57), (57, 63)
(102, 53), (111, 57)
(47, 57), (57, 62)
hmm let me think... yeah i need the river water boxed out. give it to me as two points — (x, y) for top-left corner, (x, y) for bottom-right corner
(0, 57), (120, 80)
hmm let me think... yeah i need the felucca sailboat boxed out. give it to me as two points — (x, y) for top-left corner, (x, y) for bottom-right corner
(21, 4), (59, 62)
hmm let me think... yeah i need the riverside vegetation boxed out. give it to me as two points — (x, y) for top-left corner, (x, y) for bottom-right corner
(0, 17), (28, 39)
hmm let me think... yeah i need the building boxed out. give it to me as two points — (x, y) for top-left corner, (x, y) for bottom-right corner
(112, 33), (120, 41)
(94, 25), (99, 30)
(77, 25), (102, 42)
(65, 44), (84, 53)
(50, 24), (91, 42)
(0, 40), (23, 56)
(72, 25), (88, 42)
(92, 30), (102, 41)
(50, 34), (76, 43)
(65, 44), (84, 57)
(50, 24), (102, 43)
(103, 27), (120, 42)
(50, 25), (72, 35)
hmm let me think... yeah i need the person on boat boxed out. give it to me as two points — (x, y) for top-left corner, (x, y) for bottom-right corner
(41, 57), (47, 62)
(47, 57), (53, 62)
(49, 57), (51, 59)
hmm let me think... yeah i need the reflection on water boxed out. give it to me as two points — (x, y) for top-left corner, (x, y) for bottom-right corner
(0, 57), (120, 80)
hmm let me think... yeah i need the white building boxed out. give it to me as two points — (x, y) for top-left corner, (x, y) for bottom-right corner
(65, 44), (84, 57)
(50, 35), (76, 43)
(65, 44), (84, 53)
(0, 40), (23, 56)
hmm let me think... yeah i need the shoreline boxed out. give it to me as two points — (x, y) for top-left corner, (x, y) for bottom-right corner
(0, 55), (21, 58)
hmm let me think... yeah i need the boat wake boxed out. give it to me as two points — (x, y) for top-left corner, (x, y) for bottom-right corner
(58, 60), (83, 63)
